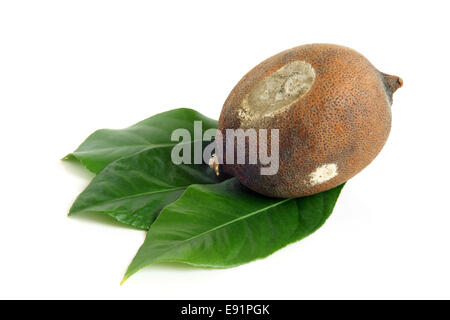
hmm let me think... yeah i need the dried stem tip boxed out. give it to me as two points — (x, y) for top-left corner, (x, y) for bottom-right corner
(209, 154), (220, 176)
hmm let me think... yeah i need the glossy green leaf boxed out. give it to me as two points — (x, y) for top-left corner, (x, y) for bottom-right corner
(69, 143), (220, 230)
(123, 179), (344, 282)
(64, 108), (217, 173)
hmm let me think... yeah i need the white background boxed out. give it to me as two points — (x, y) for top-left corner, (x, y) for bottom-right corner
(1, 0), (449, 299)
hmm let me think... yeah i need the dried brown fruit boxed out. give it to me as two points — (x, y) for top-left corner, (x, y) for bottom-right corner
(216, 44), (402, 198)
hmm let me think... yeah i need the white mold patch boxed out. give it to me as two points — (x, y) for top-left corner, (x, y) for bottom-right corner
(309, 163), (338, 186)
(239, 60), (315, 126)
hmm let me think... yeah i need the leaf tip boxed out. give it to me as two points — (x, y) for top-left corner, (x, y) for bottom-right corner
(67, 206), (81, 217)
(61, 153), (74, 161)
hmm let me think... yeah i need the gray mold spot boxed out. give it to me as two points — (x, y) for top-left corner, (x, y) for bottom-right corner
(239, 60), (315, 126)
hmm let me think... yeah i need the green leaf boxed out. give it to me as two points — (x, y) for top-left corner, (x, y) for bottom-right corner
(69, 143), (221, 230)
(64, 108), (217, 173)
(123, 179), (344, 282)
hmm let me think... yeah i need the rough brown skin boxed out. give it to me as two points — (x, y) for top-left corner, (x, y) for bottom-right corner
(217, 44), (402, 198)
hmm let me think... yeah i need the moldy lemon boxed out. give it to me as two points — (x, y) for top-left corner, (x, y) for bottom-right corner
(215, 44), (402, 198)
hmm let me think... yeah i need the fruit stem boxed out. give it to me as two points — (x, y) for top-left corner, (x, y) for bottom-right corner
(209, 154), (220, 176)
(381, 72), (403, 104)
